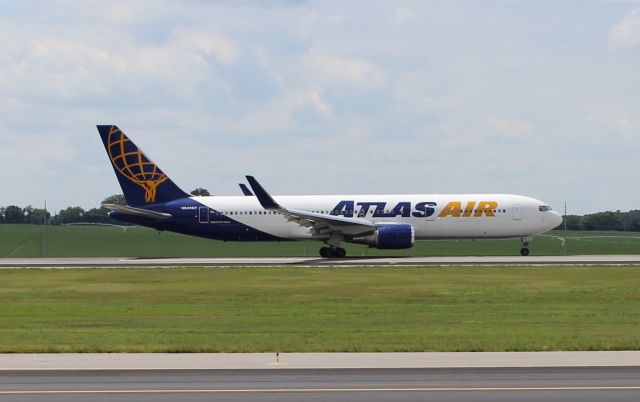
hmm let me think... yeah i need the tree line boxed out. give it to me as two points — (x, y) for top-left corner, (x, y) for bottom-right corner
(1, 192), (639, 231)
(0, 189), (211, 225)
(0, 194), (127, 225)
(561, 210), (640, 232)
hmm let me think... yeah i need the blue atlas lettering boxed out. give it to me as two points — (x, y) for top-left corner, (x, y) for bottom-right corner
(374, 202), (412, 218)
(331, 201), (438, 218)
(331, 200), (355, 217)
(356, 202), (386, 217)
(412, 202), (437, 218)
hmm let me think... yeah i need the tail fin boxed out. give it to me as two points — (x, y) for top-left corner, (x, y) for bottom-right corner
(97, 125), (189, 206)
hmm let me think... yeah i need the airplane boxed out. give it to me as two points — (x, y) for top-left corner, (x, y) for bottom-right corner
(97, 125), (563, 258)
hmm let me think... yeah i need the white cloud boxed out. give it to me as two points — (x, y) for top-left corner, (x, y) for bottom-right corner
(170, 28), (238, 65)
(587, 112), (638, 138)
(609, 8), (640, 47)
(103, 2), (139, 24)
(394, 7), (416, 22)
(302, 51), (385, 87)
(484, 117), (535, 139)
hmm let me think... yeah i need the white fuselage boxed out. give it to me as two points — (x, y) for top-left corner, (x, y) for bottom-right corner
(192, 193), (562, 242)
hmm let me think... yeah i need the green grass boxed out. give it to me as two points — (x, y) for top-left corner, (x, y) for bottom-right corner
(1, 266), (640, 352)
(1, 224), (639, 257)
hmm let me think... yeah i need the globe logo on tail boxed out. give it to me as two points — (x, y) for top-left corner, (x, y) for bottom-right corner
(107, 126), (168, 203)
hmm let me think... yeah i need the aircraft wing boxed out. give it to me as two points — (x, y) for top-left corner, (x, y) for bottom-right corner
(102, 204), (172, 220)
(245, 176), (375, 236)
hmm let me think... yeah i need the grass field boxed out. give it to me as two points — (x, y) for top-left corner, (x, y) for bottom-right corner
(1, 265), (639, 352)
(1, 224), (639, 257)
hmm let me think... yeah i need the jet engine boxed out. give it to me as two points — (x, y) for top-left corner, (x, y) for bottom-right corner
(351, 224), (415, 249)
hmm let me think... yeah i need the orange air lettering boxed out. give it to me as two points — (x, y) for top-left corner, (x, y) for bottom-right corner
(475, 201), (498, 217)
(438, 201), (462, 218)
(439, 201), (499, 218)
(463, 201), (476, 217)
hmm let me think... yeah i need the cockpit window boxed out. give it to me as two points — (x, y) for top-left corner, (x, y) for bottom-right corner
(539, 205), (552, 212)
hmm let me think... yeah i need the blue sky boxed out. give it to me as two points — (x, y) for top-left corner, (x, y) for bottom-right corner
(0, 0), (639, 214)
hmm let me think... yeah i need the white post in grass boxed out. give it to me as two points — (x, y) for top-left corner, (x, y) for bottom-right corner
(564, 202), (567, 256)
(42, 201), (48, 258)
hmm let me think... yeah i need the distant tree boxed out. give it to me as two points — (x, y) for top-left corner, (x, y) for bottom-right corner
(102, 194), (127, 206)
(83, 207), (111, 223)
(621, 210), (640, 232)
(25, 207), (50, 225)
(562, 215), (582, 230)
(580, 211), (623, 231)
(54, 206), (86, 224)
(191, 188), (211, 196)
(0, 207), (4, 223)
(4, 205), (24, 223)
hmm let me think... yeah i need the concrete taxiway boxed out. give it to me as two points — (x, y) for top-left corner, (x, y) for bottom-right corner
(2, 254), (640, 268)
(2, 351), (640, 370)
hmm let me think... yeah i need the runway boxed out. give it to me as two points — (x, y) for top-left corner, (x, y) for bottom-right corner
(2, 367), (640, 402)
(2, 353), (639, 401)
(2, 254), (640, 268)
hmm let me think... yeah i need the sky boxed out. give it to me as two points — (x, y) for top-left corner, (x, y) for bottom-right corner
(0, 0), (639, 215)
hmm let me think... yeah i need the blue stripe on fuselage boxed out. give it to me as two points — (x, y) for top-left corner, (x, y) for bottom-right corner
(108, 198), (284, 242)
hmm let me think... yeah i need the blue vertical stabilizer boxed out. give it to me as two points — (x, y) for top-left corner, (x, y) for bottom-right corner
(97, 125), (189, 206)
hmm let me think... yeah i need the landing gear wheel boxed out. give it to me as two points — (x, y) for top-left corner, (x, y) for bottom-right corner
(319, 247), (331, 258)
(520, 248), (530, 256)
(319, 247), (347, 258)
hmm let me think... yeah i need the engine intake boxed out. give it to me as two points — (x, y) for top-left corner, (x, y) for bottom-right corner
(351, 224), (415, 249)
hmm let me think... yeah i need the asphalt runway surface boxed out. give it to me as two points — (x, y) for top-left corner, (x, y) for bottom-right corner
(2, 255), (640, 267)
(2, 367), (640, 402)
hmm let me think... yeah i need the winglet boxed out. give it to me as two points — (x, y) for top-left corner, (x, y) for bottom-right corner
(239, 183), (254, 196)
(245, 176), (282, 210)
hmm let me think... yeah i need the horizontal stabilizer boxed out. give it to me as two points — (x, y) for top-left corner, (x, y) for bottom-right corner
(102, 204), (172, 220)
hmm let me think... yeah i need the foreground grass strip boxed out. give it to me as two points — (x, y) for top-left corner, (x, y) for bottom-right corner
(0, 266), (639, 352)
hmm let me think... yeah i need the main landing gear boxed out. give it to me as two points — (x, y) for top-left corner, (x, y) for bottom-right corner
(520, 236), (531, 256)
(319, 246), (347, 258)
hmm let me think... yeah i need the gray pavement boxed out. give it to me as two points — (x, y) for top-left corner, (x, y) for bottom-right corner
(1, 367), (639, 402)
(2, 255), (640, 268)
(2, 351), (640, 370)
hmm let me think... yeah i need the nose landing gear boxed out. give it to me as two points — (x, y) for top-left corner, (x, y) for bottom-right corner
(520, 236), (531, 256)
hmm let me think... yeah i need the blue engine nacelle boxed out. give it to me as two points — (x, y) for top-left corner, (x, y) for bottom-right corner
(350, 224), (415, 249)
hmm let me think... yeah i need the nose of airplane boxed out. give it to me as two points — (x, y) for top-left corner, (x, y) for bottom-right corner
(549, 211), (563, 228)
